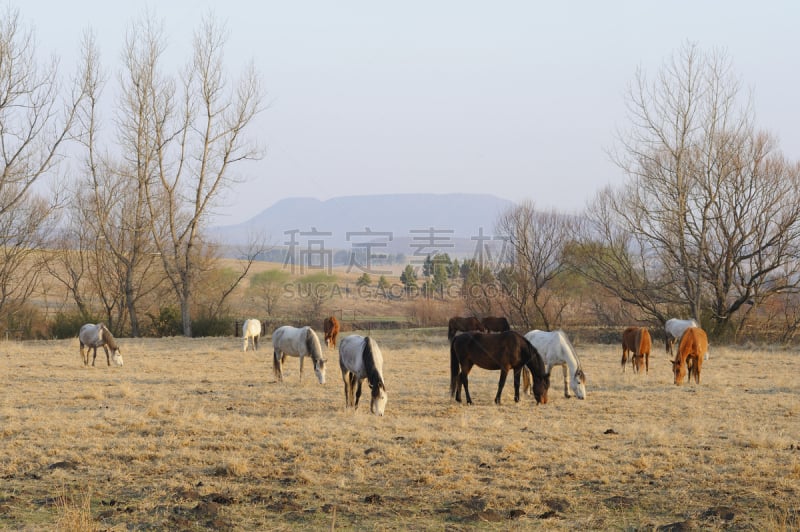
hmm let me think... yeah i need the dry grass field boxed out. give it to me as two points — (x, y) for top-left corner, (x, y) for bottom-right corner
(1, 329), (798, 530)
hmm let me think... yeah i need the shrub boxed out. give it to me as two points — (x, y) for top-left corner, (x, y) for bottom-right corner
(147, 306), (183, 337)
(192, 315), (235, 337)
(50, 312), (98, 340)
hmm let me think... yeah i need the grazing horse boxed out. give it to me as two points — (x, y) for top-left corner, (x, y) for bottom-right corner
(323, 316), (340, 349)
(671, 326), (707, 385)
(447, 316), (485, 341)
(450, 331), (549, 405)
(242, 319), (262, 352)
(272, 325), (327, 384)
(481, 316), (510, 333)
(621, 326), (652, 374)
(338, 335), (387, 416)
(665, 318), (700, 357)
(523, 330), (586, 399)
(79, 323), (123, 367)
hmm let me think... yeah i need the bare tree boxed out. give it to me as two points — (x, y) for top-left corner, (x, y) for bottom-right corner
(581, 42), (800, 338)
(495, 201), (572, 330)
(131, 14), (265, 336)
(0, 7), (85, 328)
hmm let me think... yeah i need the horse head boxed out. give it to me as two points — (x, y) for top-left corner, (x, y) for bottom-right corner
(571, 368), (586, 399)
(632, 354), (645, 373)
(670, 358), (685, 384)
(110, 348), (124, 366)
(532, 372), (550, 404)
(370, 383), (388, 416)
(313, 357), (327, 384)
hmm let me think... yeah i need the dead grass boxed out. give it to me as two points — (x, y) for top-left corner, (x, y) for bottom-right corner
(1, 332), (798, 530)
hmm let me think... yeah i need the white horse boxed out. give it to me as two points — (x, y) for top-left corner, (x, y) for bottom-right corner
(242, 319), (262, 352)
(665, 318), (708, 360)
(272, 325), (326, 384)
(79, 323), (123, 367)
(523, 330), (586, 399)
(338, 335), (387, 416)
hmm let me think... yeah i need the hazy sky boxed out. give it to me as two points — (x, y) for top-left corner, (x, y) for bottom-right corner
(22, 1), (800, 225)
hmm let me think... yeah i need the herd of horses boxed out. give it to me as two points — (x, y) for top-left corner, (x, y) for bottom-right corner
(74, 314), (709, 416)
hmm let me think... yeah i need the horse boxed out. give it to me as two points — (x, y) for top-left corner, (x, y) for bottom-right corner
(671, 326), (707, 385)
(523, 330), (586, 399)
(79, 323), (123, 367)
(447, 316), (485, 341)
(323, 316), (340, 349)
(481, 316), (510, 333)
(450, 331), (549, 405)
(242, 319), (262, 352)
(272, 325), (327, 384)
(665, 318), (700, 357)
(338, 335), (387, 416)
(621, 326), (652, 374)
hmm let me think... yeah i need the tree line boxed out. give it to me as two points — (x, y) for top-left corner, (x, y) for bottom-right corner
(2, 8), (799, 342)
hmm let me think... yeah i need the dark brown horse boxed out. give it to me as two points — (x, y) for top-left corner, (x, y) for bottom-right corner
(447, 316), (485, 341)
(481, 316), (510, 333)
(450, 331), (549, 405)
(671, 326), (707, 384)
(621, 326), (651, 374)
(323, 316), (340, 349)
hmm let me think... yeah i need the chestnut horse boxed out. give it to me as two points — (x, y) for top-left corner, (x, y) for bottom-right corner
(447, 316), (485, 341)
(671, 326), (707, 384)
(621, 327), (651, 374)
(481, 316), (510, 333)
(323, 316), (340, 348)
(450, 331), (549, 405)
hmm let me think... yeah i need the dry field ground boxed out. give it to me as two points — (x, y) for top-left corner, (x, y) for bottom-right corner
(1, 329), (799, 531)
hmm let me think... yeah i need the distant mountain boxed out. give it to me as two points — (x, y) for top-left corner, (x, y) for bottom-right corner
(209, 193), (515, 258)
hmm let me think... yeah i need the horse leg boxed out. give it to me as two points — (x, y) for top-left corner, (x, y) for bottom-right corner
(494, 370), (508, 405)
(91, 347), (98, 366)
(354, 378), (363, 408)
(460, 362), (473, 405)
(562, 363), (570, 398)
(645, 352), (649, 374)
(254, 336), (258, 351)
(103, 345), (111, 366)
(299, 355), (304, 382)
(512, 369), (521, 403)
(621, 346), (628, 372)
(80, 343), (87, 366)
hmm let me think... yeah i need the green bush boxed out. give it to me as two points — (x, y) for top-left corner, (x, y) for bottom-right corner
(147, 306), (183, 337)
(50, 312), (98, 339)
(191, 315), (234, 337)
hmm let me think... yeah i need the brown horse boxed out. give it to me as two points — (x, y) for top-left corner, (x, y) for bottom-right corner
(447, 316), (485, 341)
(621, 326), (651, 374)
(481, 316), (510, 333)
(450, 331), (549, 405)
(671, 326), (707, 384)
(323, 316), (340, 349)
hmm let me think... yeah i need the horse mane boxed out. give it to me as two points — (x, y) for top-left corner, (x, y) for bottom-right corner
(556, 330), (582, 370)
(305, 327), (322, 360)
(362, 336), (385, 396)
(100, 324), (119, 351)
(522, 334), (547, 378)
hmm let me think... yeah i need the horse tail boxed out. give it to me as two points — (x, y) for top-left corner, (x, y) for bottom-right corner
(272, 330), (282, 380)
(273, 347), (282, 380)
(449, 338), (460, 397)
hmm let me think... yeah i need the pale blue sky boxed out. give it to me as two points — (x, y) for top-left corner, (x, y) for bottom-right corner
(21, 1), (800, 225)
